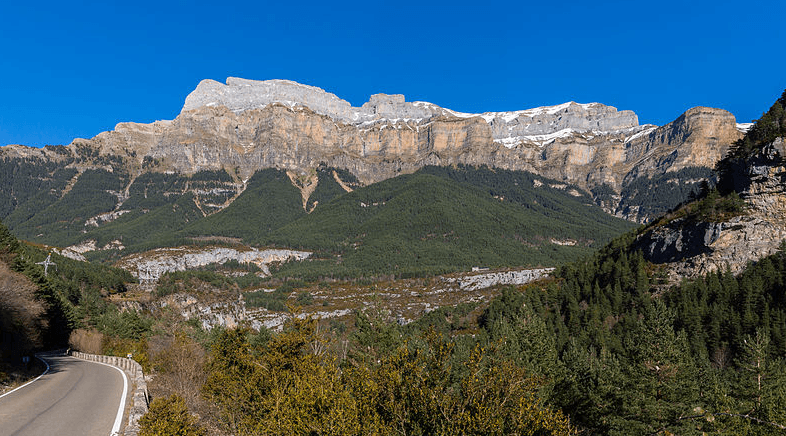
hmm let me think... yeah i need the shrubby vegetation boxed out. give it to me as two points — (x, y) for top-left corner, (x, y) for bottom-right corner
(0, 219), (152, 368)
(202, 317), (575, 435)
(618, 166), (717, 220)
(139, 394), (205, 436)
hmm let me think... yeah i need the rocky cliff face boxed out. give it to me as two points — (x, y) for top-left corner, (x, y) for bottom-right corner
(115, 245), (312, 285)
(622, 107), (743, 184)
(636, 137), (786, 283)
(2, 77), (744, 221)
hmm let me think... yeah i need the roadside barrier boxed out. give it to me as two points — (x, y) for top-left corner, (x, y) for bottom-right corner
(70, 351), (149, 436)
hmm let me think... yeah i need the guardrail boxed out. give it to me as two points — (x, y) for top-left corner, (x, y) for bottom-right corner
(70, 351), (149, 436)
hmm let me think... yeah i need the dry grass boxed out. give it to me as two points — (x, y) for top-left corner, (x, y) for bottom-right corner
(245, 269), (530, 330)
(68, 329), (104, 354)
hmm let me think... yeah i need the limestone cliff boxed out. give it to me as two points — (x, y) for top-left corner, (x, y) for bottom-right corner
(636, 137), (786, 284)
(1, 77), (744, 222)
(622, 106), (743, 184)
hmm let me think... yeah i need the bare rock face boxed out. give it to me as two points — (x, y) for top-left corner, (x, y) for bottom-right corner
(1, 77), (744, 221)
(480, 102), (639, 141)
(182, 78), (446, 123)
(116, 245), (311, 285)
(636, 136), (786, 283)
(622, 107), (743, 184)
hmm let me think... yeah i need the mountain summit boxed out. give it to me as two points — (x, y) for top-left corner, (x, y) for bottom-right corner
(182, 77), (640, 142)
(3, 77), (743, 223)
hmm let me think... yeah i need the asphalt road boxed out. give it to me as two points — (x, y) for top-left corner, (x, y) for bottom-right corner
(0, 354), (127, 436)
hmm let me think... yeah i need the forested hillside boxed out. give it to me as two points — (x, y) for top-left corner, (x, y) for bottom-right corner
(266, 166), (634, 279)
(0, 158), (635, 276)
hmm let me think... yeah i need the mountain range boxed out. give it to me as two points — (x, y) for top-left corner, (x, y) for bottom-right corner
(0, 77), (749, 273)
(3, 77), (786, 435)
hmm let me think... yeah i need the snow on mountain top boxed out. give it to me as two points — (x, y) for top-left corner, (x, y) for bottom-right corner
(183, 78), (640, 143)
(445, 102), (607, 123)
(736, 123), (754, 133)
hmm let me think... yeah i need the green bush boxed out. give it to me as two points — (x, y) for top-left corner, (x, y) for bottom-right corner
(295, 291), (314, 306)
(139, 394), (204, 436)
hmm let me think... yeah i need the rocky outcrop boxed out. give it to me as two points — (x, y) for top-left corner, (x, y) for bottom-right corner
(440, 268), (554, 291)
(158, 292), (261, 330)
(476, 102), (639, 142)
(637, 136), (786, 283)
(182, 78), (447, 123)
(116, 246), (311, 285)
(622, 107), (742, 184)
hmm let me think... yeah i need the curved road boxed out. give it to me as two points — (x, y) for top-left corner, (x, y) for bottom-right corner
(0, 354), (127, 436)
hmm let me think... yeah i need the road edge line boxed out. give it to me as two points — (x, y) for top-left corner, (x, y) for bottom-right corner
(0, 355), (50, 400)
(87, 359), (129, 436)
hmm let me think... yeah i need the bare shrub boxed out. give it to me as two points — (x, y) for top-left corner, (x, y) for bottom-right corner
(68, 329), (104, 354)
(149, 332), (207, 410)
(0, 262), (46, 359)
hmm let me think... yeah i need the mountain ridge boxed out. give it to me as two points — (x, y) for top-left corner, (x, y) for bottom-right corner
(2, 77), (745, 224)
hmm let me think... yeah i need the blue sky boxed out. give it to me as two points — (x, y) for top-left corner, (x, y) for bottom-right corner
(1, 0), (784, 147)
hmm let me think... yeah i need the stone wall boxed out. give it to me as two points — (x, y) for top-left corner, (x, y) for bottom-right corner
(70, 351), (148, 436)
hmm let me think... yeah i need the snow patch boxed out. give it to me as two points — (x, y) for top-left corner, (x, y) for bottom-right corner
(494, 128), (579, 148)
(624, 125), (658, 143)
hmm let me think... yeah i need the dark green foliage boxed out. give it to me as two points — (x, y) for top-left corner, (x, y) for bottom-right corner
(717, 89), (786, 194)
(590, 183), (617, 209)
(123, 172), (188, 210)
(305, 166), (360, 211)
(95, 308), (152, 340)
(666, 244), (786, 360)
(269, 166), (634, 279)
(181, 168), (305, 241)
(201, 259), (262, 274)
(7, 169), (128, 246)
(0, 160), (633, 278)
(244, 287), (291, 312)
(295, 291), (313, 306)
(478, 225), (786, 434)
(0, 219), (134, 349)
(189, 169), (233, 183)
(155, 270), (234, 297)
(86, 193), (204, 258)
(0, 156), (76, 220)
(189, 170), (237, 213)
(618, 166), (716, 221)
(692, 188), (746, 222)
(43, 145), (72, 156)
(726, 89), (786, 163)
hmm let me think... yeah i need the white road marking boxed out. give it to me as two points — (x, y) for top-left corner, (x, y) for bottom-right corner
(86, 359), (129, 436)
(0, 355), (50, 399)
